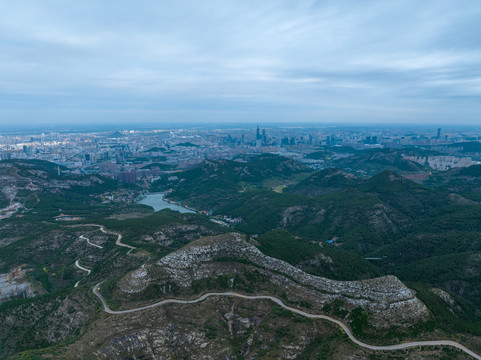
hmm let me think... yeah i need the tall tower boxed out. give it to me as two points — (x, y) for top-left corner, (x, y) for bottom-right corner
(256, 125), (261, 140)
(437, 128), (441, 139)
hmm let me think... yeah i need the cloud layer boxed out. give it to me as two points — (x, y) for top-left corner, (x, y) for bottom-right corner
(1, 0), (480, 125)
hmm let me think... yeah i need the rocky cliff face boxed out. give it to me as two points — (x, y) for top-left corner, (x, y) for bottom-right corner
(119, 233), (429, 328)
(56, 233), (432, 359)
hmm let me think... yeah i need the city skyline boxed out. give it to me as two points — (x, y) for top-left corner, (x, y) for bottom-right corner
(1, 0), (481, 126)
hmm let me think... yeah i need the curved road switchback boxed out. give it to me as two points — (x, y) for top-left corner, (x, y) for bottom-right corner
(97, 225), (135, 253)
(80, 234), (103, 249)
(73, 224), (134, 288)
(74, 260), (91, 288)
(75, 260), (91, 275)
(92, 285), (481, 359)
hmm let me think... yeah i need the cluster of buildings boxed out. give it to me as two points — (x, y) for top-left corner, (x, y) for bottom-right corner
(403, 155), (475, 171)
(1, 125), (481, 183)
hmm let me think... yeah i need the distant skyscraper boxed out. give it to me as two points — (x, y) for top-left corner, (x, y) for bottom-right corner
(437, 128), (441, 139)
(118, 170), (137, 183)
(256, 125), (261, 140)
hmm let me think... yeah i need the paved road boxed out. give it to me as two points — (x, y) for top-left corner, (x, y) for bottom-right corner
(74, 235), (101, 287)
(67, 223), (135, 252)
(97, 225), (135, 253)
(73, 225), (133, 288)
(75, 260), (91, 275)
(80, 235), (103, 249)
(74, 260), (91, 288)
(92, 286), (481, 359)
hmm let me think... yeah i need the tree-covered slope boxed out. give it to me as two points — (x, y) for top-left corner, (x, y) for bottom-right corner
(286, 167), (361, 195)
(152, 154), (312, 209)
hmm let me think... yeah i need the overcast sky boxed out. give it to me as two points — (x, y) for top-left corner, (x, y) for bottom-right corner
(1, 0), (480, 126)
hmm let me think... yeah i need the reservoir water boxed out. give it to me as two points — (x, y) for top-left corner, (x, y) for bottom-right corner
(138, 193), (195, 213)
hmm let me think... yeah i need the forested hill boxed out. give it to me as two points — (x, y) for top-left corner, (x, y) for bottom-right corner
(157, 158), (481, 335)
(330, 148), (428, 175)
(151, 154), (313, 209)
(0, 159), (135, 222)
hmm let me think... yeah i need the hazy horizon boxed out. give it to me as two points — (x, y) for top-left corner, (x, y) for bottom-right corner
(2, 121), (481, 136)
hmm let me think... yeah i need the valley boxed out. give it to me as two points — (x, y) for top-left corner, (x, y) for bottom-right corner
(1, 151), (481, 359)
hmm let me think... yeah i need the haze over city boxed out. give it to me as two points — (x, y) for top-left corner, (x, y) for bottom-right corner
(1, 0), (481, 127)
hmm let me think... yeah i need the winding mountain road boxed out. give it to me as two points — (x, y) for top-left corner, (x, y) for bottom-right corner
(73, 235), (101, 287)
(79, 234), (103, 249)
(75, 260), (91, 275)
(97, 225), (135, 253)
(74, 260), (91, 288)
(85, 224), (481, 358)
(92, 285), (481, 359)
(72, 225), (134, 288)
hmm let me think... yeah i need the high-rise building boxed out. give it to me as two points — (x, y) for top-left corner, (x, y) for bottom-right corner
(118, 170), (137, 183)
(437, 128), (441, 139)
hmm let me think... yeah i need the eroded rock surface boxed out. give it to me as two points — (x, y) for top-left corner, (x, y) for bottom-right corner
(118, 233), (429, 327)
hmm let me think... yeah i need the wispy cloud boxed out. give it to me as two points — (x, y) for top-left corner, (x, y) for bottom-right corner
(0, 0), (480, 125)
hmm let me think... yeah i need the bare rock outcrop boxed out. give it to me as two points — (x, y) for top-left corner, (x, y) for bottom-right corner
(144, 233), (430, 328)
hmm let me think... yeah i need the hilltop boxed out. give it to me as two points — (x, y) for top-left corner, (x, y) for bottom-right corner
(54, 233), (430, 359)
(152, 154), (312, 209)
(157, 160), (481, 336)
(286, 168), (361, 195)
(331, 148), (427, 176)
(0, 159), (126, 221)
